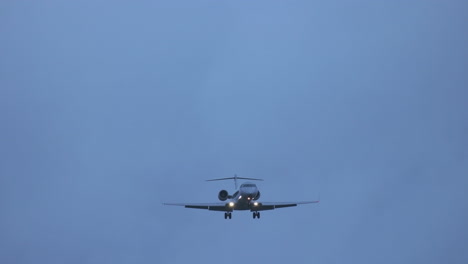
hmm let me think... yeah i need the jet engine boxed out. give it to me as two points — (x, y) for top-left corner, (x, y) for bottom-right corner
(253, 191), (260, 200)
(218, 190), (229, 201)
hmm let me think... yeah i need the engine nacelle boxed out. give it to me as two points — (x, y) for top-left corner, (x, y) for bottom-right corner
(218, 190), (229, 201)
(253, 191), (261, 200)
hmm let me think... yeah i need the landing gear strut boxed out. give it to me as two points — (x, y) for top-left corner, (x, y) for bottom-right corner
(252, 211), (260, 219)
(224, 212), (232, 219)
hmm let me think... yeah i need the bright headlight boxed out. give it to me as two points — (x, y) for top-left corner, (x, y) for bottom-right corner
(229, 202), (235, 207)
(254, 202), (258, 206)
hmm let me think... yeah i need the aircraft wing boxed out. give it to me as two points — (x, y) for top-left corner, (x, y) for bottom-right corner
(163, 203), (229, 211)
(253, 201), (319, 211)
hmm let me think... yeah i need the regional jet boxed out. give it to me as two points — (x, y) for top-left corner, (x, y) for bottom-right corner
(163, 176), (319, 219)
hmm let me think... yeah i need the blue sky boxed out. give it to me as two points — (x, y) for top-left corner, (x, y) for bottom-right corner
(1, 1), (467, 263)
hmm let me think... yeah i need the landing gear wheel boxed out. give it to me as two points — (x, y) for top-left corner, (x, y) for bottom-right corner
(224, 213), (227, 219)
(253, 212), (260, 219)
(257, 212), (260, 219)
(228, 213), (232, 219)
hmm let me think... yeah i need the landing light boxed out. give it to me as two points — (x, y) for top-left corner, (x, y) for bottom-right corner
(254, 202), (258, 206)
(229, 202), (235, 207)
(239, 196), (242, 199)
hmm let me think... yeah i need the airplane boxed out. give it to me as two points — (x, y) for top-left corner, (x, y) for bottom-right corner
(163, 175), (319, 219)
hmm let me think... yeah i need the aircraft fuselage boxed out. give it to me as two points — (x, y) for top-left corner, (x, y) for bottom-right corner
(227, 182), (260, 211)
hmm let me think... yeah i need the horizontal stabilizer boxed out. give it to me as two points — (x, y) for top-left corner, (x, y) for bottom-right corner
(206, 177), (263, 182)
(206, 175), (263, 189)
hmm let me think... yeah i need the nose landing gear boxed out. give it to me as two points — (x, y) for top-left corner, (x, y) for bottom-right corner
(224, 212), (232, 219)
(252, 211), (260, 219)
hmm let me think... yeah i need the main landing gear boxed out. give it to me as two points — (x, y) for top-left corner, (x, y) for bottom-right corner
(253, 211), (260, 219)
(224, 212), (232, 219)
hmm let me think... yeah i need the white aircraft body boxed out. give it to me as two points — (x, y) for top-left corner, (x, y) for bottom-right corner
(164, 176), (319, 219)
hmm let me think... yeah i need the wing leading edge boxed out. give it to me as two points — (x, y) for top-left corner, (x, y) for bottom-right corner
(163, 203), (230, 212)
(163, 200), (319, 212)
(253, 201), (319, 211)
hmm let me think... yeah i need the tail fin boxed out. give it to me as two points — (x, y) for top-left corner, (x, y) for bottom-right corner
(206, 175), (263, 189)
